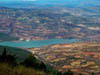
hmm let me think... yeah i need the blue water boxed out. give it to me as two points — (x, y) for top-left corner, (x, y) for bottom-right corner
(0, 39), (79, 48)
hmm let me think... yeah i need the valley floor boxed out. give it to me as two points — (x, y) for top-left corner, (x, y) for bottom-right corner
(28, 42), (100, 75)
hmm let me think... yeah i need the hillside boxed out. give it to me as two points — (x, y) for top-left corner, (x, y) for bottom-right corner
(0, 45), (31, 62)
(0, 63), (46, 75)
(0, 32), (18, 41)
(0, 46), (46, 75)
(0, 46), (65, 75)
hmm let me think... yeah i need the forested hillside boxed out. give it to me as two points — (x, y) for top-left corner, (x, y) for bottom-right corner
(0, 46), (74, 75)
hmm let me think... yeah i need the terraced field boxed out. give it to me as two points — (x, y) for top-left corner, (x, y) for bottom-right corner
(28, 42), (100, 75)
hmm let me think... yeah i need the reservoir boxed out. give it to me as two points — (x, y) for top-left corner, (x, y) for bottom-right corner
(0, 39), (79, 48)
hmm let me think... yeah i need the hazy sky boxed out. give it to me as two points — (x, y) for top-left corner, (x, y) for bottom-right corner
(0, 0), (100, 6)
(0, 0), (99, 2)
